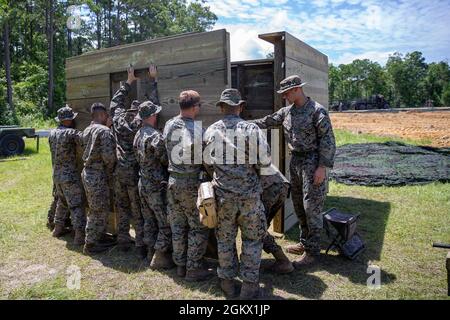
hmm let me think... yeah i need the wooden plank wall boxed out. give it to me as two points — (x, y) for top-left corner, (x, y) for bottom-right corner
(66, 30), (231, 130)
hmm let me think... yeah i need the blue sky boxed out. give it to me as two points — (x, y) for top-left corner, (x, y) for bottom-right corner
(202, 0), (450, 65)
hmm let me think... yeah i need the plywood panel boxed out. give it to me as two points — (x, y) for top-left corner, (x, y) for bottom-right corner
(67, 74), (110, 100)
(67, 97), (111, 130)
(285, 32), (329, 73)
(66, 30), (228, 79)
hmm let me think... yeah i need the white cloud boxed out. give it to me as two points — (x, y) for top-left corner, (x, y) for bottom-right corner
(207, 0), (450, 65)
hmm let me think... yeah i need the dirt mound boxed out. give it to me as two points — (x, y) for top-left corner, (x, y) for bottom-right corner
(331, 111), (450, 147)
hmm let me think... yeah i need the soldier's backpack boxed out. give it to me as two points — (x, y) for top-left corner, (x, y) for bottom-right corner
(322, 208), (365, 260)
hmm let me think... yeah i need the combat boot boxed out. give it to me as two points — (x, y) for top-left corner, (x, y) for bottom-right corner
(137, 245), (147, 259)
(269, 249), (294, 274)
(73, 230), (86, 246)
(98, 233), (118, 246)
(150, 250), (175, 270)
(46, 219), (55, 231)
(185, 267), (214, 282)
(83, 242), (109, 255)
(293, 252), (317, 269)
(52, 224), (70, 237)
(220, 279), (239, 298)
(239, 282), (259, 300)
(177, 265), (186, 277)
(285, 242), (305, 255)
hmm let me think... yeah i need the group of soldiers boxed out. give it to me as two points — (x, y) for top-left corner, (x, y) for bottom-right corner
(47, 64), (336, 299)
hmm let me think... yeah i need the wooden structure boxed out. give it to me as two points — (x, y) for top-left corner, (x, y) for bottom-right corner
(66, 29), (328, 233)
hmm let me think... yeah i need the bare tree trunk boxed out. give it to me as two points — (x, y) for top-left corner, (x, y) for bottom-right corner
(67, 28), (72, 57)
(108, 0), (112, 47)
(96, 0), (102, 49)
(4, 20), (14, 113)
(47, 0), (54, 114)
(115, 0), (121, 45)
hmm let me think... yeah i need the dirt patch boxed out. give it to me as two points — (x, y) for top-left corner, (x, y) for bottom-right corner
(330, 110), (450, 147)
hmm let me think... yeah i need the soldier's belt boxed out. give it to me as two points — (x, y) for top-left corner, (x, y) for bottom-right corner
(290, 150), (316, 157)
(170, 171), (199, 178)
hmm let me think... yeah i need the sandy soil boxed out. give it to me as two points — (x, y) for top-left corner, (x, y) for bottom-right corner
(330, 110), (450, 147)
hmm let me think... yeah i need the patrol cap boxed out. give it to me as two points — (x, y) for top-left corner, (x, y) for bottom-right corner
(215, 88), (246, 107)
(136, 100), (162, 120)
(129, 100), (141, 111)
(277, 75), (307, 94)
(91, 102), (107, 113)
(55, 105), (78, 122)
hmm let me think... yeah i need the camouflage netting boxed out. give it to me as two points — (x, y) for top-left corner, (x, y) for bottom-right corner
(330, 142), (450, 186)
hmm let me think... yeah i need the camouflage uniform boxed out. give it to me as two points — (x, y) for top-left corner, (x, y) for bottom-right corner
(47, 184), (58, 227)
(48, 125), (86, 233)
(81, 122), (116, 245)
(110, 82), (148, 247)
(204, 114), (270, 284)
(134, 122), (171, 252)
(260, 168), (290, 254)
(253, 97), (336, 255)
(163, 115), (208, 271)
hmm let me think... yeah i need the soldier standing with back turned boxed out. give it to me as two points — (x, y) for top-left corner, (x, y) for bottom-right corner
(48, 106), (86, 245)
(253, 75), (336, 267)
(81, 103), (117, 254)
(109, 64), (159, 257)
(203, 89), (270, 299)
(134, 101), (174, 269)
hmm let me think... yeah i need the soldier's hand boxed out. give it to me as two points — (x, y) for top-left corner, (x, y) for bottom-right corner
(149, 64), (158, 80)
(127, 65), (138, 84)
(313, 166), (326, 186)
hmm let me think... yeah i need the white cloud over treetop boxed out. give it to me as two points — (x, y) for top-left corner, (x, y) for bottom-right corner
(203, 0), (450, 64)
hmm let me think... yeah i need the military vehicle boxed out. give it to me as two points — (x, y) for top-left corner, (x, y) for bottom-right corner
(0, 125), (39, 156)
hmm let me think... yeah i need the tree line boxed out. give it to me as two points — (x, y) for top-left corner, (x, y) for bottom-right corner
(1, 1), (450, 127)
(0, 0), (217, 125)
(329, 52), (450, 108)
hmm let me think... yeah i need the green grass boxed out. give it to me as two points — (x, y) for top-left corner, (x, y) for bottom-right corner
(0, 129), (449, 299)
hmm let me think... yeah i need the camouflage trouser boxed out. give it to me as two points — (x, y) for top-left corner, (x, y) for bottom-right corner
(290, 153), (327, 256)
(167, 176), (208, 270)
(47, 184), (58, 224)
(261, 182), (289, 254)
(54, 180), (86, 232)
(216, 193), (267, 284)
(82, 168), (111, 244)
(139, 179), (172, 252)
(115, 176), (144, 247)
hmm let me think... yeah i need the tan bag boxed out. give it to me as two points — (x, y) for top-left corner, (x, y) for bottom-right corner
(197, 182), (218, 229)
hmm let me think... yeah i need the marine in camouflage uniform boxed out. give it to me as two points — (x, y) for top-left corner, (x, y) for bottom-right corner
(163, 90), (211, 281)
(259, 165), (294, 273)
(134, 101), (174, 269)
(203, 89), (270, 299)
(81, 103), (117, 254)
(110, 65), (159, 255)
(48, 106), (86, 245)
(253, 75), (336, 266)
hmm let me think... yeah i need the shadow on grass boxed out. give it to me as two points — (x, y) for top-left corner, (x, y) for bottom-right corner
(281, 196), (396, 292)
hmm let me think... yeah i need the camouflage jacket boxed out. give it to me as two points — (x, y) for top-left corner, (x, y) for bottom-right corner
(259, 164), (290, 190)
(133, 124), (168, 190)
(49, 125), (82, 183)
(253, 98), (336, 168)
(81, 123), (116, 181)
(109, 81), (159, 180)
(163, 115), (204, 176)
(203, 114), (271, 198)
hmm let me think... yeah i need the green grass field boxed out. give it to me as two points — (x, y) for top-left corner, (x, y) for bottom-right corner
(0, 129), (449, 299)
